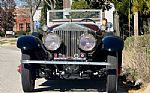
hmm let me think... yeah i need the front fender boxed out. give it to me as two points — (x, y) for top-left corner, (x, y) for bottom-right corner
(17, 35), (40, 50)
(102, 36), (124, 52)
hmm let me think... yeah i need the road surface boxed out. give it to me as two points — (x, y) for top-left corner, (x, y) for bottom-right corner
(0, 46), (128, 93)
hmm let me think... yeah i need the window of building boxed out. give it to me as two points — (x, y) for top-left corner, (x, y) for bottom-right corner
(26, 23), (30, 32)
(19, 23), (23, 31)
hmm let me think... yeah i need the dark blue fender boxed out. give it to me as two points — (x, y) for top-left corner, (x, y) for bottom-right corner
(102, 35), (124, 52)
(17, 35), (40, 50)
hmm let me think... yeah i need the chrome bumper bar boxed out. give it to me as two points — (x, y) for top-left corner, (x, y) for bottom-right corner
(22, 60), (111, 66)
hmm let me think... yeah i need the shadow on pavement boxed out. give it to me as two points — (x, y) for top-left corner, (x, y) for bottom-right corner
(34, 79), (106, 92)
(33, 79), (128, 92)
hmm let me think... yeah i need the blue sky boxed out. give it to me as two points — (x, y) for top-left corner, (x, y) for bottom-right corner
(15, 0), (26, 7)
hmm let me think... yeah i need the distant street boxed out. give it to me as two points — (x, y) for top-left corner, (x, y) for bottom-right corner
(0, 46), (128, 93)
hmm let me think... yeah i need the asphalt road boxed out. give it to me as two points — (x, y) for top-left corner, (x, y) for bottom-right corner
(0, 46), (128, 93)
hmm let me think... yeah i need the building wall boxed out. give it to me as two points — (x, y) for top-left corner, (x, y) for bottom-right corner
(15, 16), (30, 32)
(14, 8), (30, 32)
(14, 8), (42, 32)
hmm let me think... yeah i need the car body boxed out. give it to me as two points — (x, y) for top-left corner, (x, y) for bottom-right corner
(17, 9), (124, 93)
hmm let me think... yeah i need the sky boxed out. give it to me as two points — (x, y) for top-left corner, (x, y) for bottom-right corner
(15, 0), (26, 7)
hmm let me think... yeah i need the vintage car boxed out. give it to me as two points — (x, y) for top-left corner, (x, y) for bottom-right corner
(17, 10), (124, 93)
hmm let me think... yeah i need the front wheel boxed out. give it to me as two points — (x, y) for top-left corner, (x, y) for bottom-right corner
(106, 53), (118, 93)
(21, 53), (35, 92)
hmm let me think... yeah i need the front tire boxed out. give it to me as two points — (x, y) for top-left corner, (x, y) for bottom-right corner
(106, 53), (118, 93)
(21, 53), (35, 92)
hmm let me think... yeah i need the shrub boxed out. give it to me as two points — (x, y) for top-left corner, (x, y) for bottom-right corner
(15, 31), (26, 37)
(0, 31), (5, 37)
(123, 34), (150, 84)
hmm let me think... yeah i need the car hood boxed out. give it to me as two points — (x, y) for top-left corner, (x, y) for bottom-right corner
(53, 22), (92, 31)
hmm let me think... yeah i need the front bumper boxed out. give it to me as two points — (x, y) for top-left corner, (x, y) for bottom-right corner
(22, 60), (111, 66)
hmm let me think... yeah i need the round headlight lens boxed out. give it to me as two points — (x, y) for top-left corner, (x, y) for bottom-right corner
(44, 33), (61, 50)
(79, 34), (96, 51)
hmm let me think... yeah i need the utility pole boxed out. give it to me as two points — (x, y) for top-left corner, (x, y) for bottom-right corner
(102, 8), (105, 19)
(134, 12), (138, 37)
(63, 0), (71, 18)
(63, 0), (71, 9)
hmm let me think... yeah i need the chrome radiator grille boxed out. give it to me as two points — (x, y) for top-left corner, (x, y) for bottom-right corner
(54, 30), (84, 57)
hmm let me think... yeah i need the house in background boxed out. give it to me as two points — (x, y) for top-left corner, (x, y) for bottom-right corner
(14, 8), (30, 32)
(14, 7), (42, 32)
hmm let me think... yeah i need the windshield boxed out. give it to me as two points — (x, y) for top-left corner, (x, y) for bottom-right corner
(48, 10), (101, 22)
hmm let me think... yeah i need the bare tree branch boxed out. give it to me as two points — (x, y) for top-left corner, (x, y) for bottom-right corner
(23, 0), (42, 32)
(44, 0), (56, 9)
(32, 0), (41, 15)
(44, 0), (51, 7)
(0, 0), (16, 33)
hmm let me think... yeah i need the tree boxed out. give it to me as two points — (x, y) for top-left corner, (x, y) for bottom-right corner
(111, 0), (150, 36)
(0, 0), (16, 33)
(144, 0), (150, 14)
(131, 0), (144, 36)
(72, 0), (90, 9)
(112, 0), (130, 16)
(40, 2), (48, 27)
(43, 0), (62, 10)
(23, 0), (41, 33)
(112, 0), (132, 37)
(0, 7), (4, 32)
(44, 0), (55, 10)
(55, 0), (63, 9)
(40, 0), (63, 27)
(112, 0), (150, 36)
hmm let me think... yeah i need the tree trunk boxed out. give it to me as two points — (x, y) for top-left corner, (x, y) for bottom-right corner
(30, 6), (34, 33)
(49, 0), (54, 10)
(30, 14), (34, 33)
(28, 0), (41, 33)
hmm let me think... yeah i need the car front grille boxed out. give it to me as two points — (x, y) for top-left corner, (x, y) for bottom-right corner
(54, 30), (84, 57)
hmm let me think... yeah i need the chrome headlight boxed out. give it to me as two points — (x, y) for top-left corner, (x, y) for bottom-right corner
(79, 34), (96, 51)
(44, 33), (61, 50)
